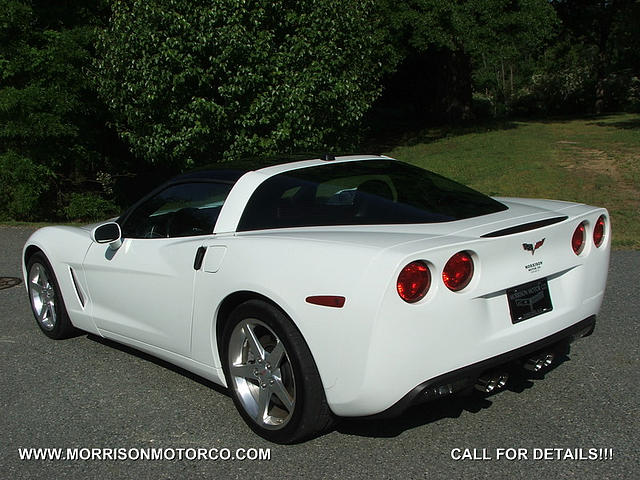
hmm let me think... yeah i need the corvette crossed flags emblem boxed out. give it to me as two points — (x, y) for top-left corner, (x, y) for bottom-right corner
(523, 238), (545, 255)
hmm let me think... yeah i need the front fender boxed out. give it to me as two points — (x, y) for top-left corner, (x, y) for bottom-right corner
(23, 226), (99, 335)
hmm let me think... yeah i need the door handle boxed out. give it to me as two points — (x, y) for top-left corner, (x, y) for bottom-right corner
(193, 246), (207, 270)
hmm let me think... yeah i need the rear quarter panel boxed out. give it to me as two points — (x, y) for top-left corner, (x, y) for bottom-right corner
(191, 232), (405, 394)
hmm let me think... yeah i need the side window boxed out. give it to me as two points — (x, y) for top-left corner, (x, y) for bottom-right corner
(121, 182), (232, 239)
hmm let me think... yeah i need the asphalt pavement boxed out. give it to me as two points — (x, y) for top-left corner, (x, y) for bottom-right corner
(1, 226), (638, 479)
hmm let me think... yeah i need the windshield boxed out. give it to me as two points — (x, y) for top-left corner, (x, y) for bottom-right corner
(237, 160), (507, 231)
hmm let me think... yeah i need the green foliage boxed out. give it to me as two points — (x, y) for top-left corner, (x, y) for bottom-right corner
(1, 0), (638, 224)
(545, 0), (640, 113)
(380, 0), (557, 54)
(63, 192), (119, 222)
(0, 0), (115, 220)
(0, 151), (53, 221)
(464, 0), (558, 113)
(627, 76), (640, 112)
(376, 0), (559, 119)
(511, 40), (598, 114)
(378, 0), (637, 118)
(96, 0), (385, 167)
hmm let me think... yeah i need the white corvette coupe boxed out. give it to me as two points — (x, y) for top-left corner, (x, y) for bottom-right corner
(23, 155), (610, 443)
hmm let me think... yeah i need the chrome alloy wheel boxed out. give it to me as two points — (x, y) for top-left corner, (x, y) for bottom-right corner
(227, 318), (296, 429)
(28, 262), (57, 331)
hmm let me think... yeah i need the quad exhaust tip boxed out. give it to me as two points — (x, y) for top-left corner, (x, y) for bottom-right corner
(524, 352), (555, 372)
(475, 372), (509, 394)
(474, 351), (556, 394)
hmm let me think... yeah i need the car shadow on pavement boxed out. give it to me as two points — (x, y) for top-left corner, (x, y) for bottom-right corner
(86, 334), (230, 398)
(335, 344), (571, 439)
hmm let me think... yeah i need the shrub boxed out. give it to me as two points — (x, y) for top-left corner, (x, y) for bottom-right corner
(628, 76), (640, 112)
(0, 151), (54, 221)
(63, 192), (119, 222)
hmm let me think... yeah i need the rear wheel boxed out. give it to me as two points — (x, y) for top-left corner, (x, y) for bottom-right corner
(222, 300), (332, 443)
(26, 252), (76, 339)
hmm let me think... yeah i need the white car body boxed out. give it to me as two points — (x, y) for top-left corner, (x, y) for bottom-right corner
(22, 155), (610, 436)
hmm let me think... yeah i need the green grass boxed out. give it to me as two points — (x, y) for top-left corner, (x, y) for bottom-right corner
(386, 113), (640, 249)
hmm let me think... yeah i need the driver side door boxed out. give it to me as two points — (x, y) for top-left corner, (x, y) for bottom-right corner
(82, 181), (232, 357)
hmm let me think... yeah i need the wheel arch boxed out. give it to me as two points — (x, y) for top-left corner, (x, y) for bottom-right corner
(215, 290), (294, 358)
(214, 290), (335, 440)
(24, 243), (45, 262)
(23, 244), (46, 287)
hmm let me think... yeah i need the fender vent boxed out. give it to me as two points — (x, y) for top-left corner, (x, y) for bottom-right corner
(69, 267), (86, 308)
(481, 216), (568, 238)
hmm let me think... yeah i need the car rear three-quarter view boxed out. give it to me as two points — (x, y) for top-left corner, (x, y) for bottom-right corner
(22, 155), (610, 443)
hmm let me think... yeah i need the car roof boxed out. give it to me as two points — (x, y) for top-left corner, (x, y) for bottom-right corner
(117, 154), (393, 229)
(172, 168), (248, 183)
(171, 154), (390, 183)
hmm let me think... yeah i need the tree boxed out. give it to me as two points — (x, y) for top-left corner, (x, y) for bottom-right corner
(462, 0), (558, 114)
(376, 0), (558, 120)
(96, 0), (386, 168)
(0, 0), (117, 220)
(550, 0), (640, 113)
(376, 1), (475, 121)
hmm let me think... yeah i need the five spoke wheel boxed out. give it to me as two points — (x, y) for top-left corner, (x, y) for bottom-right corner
(223, 300), (332, 443)
(228, 319), (296, 429)
(26, 252), (76, 339)
(28, 262), (58, 330)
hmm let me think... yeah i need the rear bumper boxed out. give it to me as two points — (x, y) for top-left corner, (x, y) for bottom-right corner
(370, 315), (596, 419)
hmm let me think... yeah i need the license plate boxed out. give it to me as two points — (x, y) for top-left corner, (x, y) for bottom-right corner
(507, 278), (553, 324)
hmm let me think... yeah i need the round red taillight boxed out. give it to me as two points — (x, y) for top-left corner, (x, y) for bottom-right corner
(397, 261), (431, 303)
(572, 222), (586, 255)
(442, 251), (474, 292)
(593, 215), (606, 248)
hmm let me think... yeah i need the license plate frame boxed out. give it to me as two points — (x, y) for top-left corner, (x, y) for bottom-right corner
(507, 278), (553, 324)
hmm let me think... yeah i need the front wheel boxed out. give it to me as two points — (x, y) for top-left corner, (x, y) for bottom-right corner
(222, 300), (332, 443)
(26, 252), (76, 339)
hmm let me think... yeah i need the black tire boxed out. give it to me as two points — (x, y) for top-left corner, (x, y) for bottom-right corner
(26, 252), (77, 339)
(222, 299), (333, 443)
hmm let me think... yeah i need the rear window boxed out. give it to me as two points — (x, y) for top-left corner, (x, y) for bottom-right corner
(237, 160), (507, 231)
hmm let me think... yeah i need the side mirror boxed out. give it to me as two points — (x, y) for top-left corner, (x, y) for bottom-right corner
(91, 222), (122, 250)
